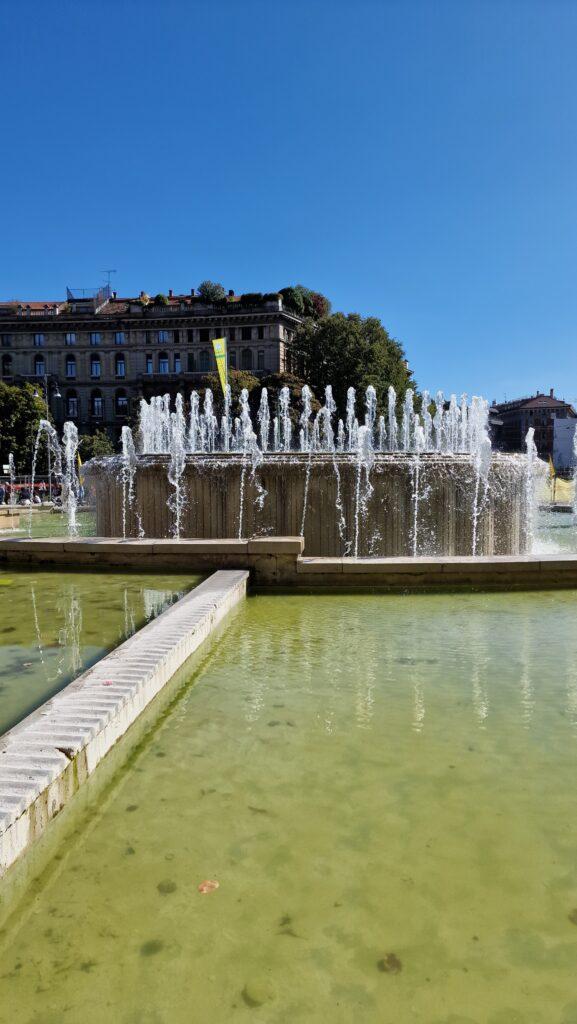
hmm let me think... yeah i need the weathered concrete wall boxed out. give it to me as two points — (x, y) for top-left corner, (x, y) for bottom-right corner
(87, 452), (529, 556)
(0, 570), (248, 880)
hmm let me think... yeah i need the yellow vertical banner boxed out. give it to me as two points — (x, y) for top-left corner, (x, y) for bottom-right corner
(212, 337), (227, 395)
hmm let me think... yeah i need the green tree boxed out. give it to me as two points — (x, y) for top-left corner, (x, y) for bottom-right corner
(79, 429), (115, 459)
(153, 293), (169, 306)
(279, 286), (305, 317)
(201, 369), (260, 412)
(0, 382), (47, 473)
(289, 313), (416, 412)
(197, 280), (226, 303)
(259, 372), (320, 423)
(279, 285), (331, 319)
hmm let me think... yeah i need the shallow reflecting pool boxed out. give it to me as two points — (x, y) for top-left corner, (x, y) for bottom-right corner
(2, 590), (577, 1023)
(0, 569), (200, 735)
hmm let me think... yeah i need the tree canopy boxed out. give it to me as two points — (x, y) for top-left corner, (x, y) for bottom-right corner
(279, 285), (331, 319)
(79, 429), (115, 459)
(289, 312), (416, 412)
(197, 280), (226, 303)
(0, 382), (47, 474)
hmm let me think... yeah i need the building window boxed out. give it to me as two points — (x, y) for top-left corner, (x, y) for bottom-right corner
(116, 389), (129, 415)
(64, 332), (76, 346)
(34, 333), (45, 347)
(90, 355), (101, 378)
(187, 329), (194, 343)
(199, 329), (209, 343)
(158, 352), (169, 374)
(174, 353), (181, 373)
(241, 327), (252, 342)
(115, 354), (126, 378)
(90, 332), (101, 346)
(66, 391), (78, 418)
(91, 391), (103, 417)
(114, 331), (126, 345)
(146, 354), (153, 374)
(173, 330), (180, 344)
(187, 352), (195, 372)
(241, 348), (253, 371)
(34, 354), (45, 376)
(65, 355), (76, 379)
(229, 328), (236, 342)
(199, 349), (209, 372)
(1, 334), (12, 348)
(229, 349), (237, 369)
(257, 326), (264, 340)
(1, 354), (13, 376)
(157, 330), (170, 343)
(257, 349), (265, 371)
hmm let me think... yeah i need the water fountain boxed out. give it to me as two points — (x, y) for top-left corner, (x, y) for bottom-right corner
(30, 419), (79, 537)
(84, 384), (539, 556)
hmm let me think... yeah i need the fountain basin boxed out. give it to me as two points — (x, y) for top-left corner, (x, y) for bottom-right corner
(87, 452), (530, 556)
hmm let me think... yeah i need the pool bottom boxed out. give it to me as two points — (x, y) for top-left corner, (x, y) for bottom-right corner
(2, 590), (577, 1024)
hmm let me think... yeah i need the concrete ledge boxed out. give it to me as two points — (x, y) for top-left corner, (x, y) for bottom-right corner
(152, 539), (249, 554)
(297, 557), (343, 574)
(0, 569), (248, 878)
(247, 537), (305, 554)
(2, 538), (577, 590)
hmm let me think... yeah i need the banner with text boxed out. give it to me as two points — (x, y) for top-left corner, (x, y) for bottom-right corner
(212, 337), (227, 395)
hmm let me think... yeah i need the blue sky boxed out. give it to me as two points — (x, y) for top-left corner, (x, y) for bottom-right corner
(1, 0), (576, 403)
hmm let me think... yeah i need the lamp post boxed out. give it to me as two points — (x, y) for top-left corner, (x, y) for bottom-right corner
(33, 375), (61, 502)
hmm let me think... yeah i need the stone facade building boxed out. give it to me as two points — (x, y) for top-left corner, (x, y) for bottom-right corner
(0, 287), (303, 438)
(491, 390), (576, 462)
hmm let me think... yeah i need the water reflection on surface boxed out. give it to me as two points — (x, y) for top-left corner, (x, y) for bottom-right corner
(0, 570), (199, 735)
(3, 591), (577, 1023)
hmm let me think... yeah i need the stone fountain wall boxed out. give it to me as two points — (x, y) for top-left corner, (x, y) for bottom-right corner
(87, 452), (530, 557)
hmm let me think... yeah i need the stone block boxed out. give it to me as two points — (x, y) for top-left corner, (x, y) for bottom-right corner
(247, 536), (304, 554)
(152, 539), (248, 555)
(296, 558), (343, 573)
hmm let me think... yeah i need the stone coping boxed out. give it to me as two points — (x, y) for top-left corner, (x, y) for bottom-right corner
(0, 536), (304, 555)
(1, 537), (577, 589)
(0, 569), (248, 878)
(296, 554), (577, 573)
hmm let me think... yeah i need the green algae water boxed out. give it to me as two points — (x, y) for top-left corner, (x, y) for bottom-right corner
(3, 590), (577, 1023)
(0, 569), (200, 735)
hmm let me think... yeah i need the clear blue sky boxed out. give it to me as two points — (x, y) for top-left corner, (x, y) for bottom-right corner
(1, 0), (576, 404)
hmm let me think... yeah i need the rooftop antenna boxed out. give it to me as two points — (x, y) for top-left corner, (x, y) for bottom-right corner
(102, 269), (117, 288)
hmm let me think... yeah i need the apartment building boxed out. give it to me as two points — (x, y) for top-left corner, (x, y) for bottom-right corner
(0, 286), (303, 437)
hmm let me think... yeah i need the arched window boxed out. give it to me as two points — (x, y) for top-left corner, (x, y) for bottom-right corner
(34, 354), (45, 376)
(199, 349), (209, 372)
(65, 354), (76, 379)
(90, 354), (101, 378)
(66, 390), (78, 418)
(91, 390), (103, 418)
(257, 350), (265, 371)
(115, 389), (128, 416)
(115, 354), (126, 378)
(158, 352), (169, 374)
(1, 354), (12, 377)
(187, 352), (195, 372)
(241, 348), (252, 371)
